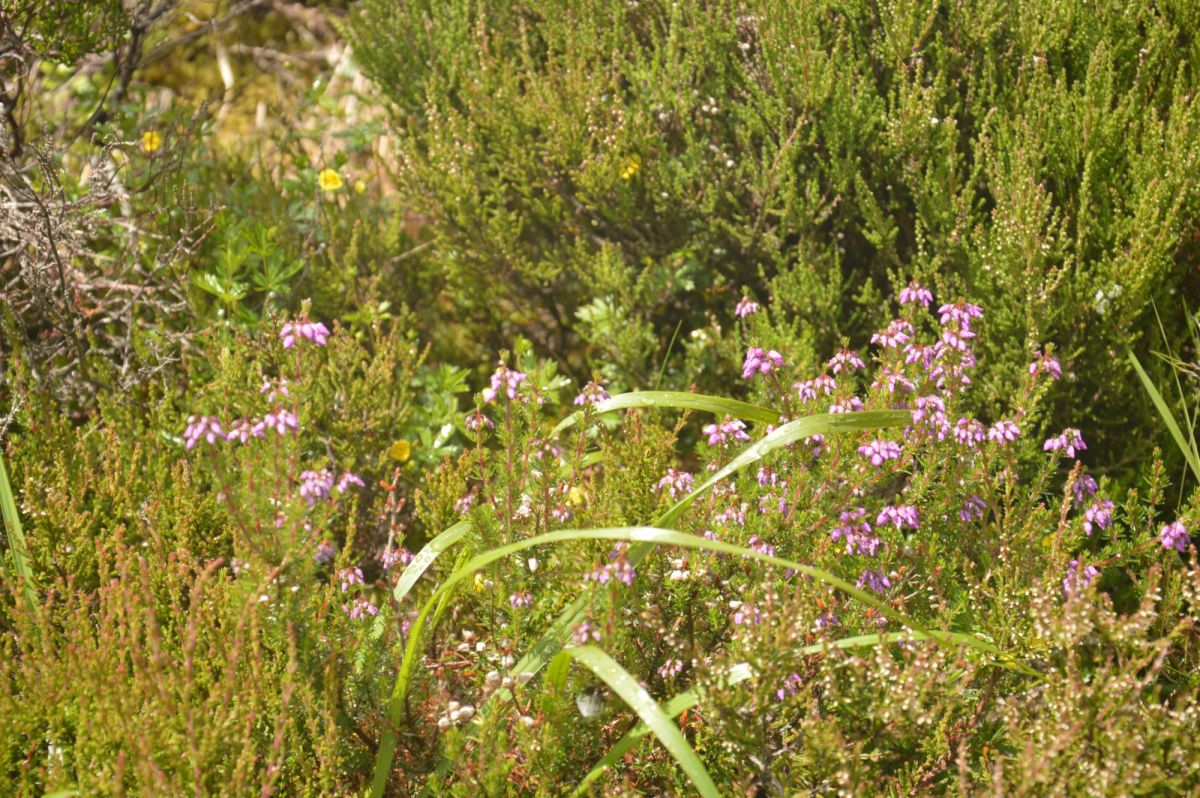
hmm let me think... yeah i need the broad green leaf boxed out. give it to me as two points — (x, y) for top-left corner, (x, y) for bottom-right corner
(1129, 350), (1200, 485)
(0, 450), (38, 618)
(564, 645), (719, 798)
(554, 390), (780, 434)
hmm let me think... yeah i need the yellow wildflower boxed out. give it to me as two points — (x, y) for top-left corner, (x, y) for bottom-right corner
(567, 485), (585, 506)
(474, 573), (487, 592)
(140, 130), (162, 153)
(620, 158), (640, 180)
(354, 178), (367, 194)
(389, 439), (412, 463)
(317, 168), (343, 192)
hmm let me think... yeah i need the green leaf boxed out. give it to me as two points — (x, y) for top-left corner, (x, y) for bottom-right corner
(553, 390), (780, 434)
(0, 450), (39, 619)
(564, 645), (720, 798)
(1129, 350), (1200, 485)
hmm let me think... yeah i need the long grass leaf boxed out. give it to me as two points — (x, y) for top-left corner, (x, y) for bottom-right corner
(1129, 350), (1200, 484)
(0, 450), (38, 617)
(553, 390), (780, 434)
(564, 645), (720, 798)
(572, 632), (982, 794)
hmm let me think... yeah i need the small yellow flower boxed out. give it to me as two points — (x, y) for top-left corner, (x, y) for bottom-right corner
(140, 130), (162, 153)
(474, 573), (487, 593)
(354, 179), (367, 194)
(620, 158), (640, 181)
(389, 439), (412, 463)
(567, 485), (585, 506)
(317, 168), (343, 192)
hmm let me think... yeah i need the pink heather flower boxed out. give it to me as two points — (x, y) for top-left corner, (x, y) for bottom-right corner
(987, 420), (1020, 444)
(732, 603), (763, 626)
(1072, 474), (1099, 508)
(1082, 498), (1114, 535)
(255, 408), (299, 437)
(465, 410), (494, 432)
(482, 362), (528, 403)
(183, 415), (226, 450)
(585, 557), (635, 587)
(1062, 559), (1100, 598)
(313, 541), (337, 565)
(937, 301), (984, 328)
(344, 596), (379, 620)
(830, 396), (864, 414)
(815, 610), (841, 630)
(903, 342), (936, 370)
(225, 418), (257, 444)
(776, 672), (804, 701)
(959, 495), (986, 522)
(281, 320), (330, 348)
(336, 471), (365, 494)
(805, 434), (826, 456)
(940, 326), (976, 351)
(1161, 521), (1191, 552)
(703, 416), (750, 447)
(655, 468), (695, 498)
(911, 394), (946, 425)
(898, 281), (933, 307)
(857, 569), (891, 594)
(658, 659), (685, 679)
(574, 381), (611, 406)
(735, 296), (760, 318)
(510, 590), (533, 609)
(876, 505), (919, 530)
(379, 547), (412, 570)
(871, 319), (913, 349)
(857, 439), (902, 466)
(953, 418), (986, 448)
(871, 367), (915, 394)
(550, 504), (573, 523)
(337, 567), (364, 593)
(717, 504), (747, 526)
(299, 469), (335, 505)
(827, 349), (865, 375)
(831, 509), (879, 556)
(259, 377), (290, 402)
(1044, 428), (1087, 459)
(742, 347), (785, 379)
(747, 535), (776, 558)
(756, 467), (777, 487)
(572, 621), (601, 645)
(454, 493), (476, 515)
(1029, 350), (1062, 380)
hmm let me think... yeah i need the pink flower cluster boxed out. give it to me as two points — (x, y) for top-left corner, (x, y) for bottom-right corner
(1044, 428), (1087, 459)
(703, 416), (750, 447)
(654, 468), (695, 498)
(280, 319), (330, 348)
(482, 362), (528, 403)
(742, 347), (784, 379)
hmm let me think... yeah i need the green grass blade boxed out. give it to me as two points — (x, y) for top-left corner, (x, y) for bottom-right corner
(553, 390), (780, 434)
(1129, 350), (1200, 485)
(572, 632), (982, 795)
(564, 645), (720, 798)
(0, 450), (39, 618)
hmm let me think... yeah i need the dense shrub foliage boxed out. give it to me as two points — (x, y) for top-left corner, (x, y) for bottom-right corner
(2, 1), (1200, 796)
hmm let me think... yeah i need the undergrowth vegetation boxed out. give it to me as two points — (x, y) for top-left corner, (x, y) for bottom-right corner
(3, 1), (1200, 796)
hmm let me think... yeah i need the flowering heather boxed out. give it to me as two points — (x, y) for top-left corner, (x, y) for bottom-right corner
(280, 319), (330, 348)
(876, 504), (919, 530)
(1044, 428), (1087, 458)
(655, 468), (695, 498)
(1072, 473), (1099, 507)
(182, 415), (225, 449)
(732, 603), (762, 626)
(830, 396), (864, 414)
(898, 281), (933, 306)
(379, 547), (412, 570)
(987, 420), (1020, 444)
(870, 319), (913, 349)
(1161, 521), (1191, 552)
(337, 567), (364, 592)
(953, 418), (986, 447)
(509, 590), (533, 609)
(857, 439), (902, 466)
(959, 495), (986, 522)
(299, 469), (335, 505)
(1029, 349), (1062, 380)
(313, 541), (337, 564)
(827, 348), (865, 374)
(658, 659), (685, 679)
(254, 408), (299, 437)
(734, 296), (760, 318)
(903, 341), (937, 370)
(703, 416), (750, 447)
(260, 377), (289, 401)
(345, 596), (379, 620)
(871, 367), (915, 394)
(1082, 498), (1114, 535)
(465, 410), (494, 431)
(573, 380), (611, 406)
(831, 509), (879, 556)
(335, 471), (365, 493)
(742, 347), (784, 378)
(856, 569), (891, 594)
(1062, 559), (1100, 597)
(572, 621), (601, 645)
(937, 300), (984, 328)
(482, 362), (528, 403)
